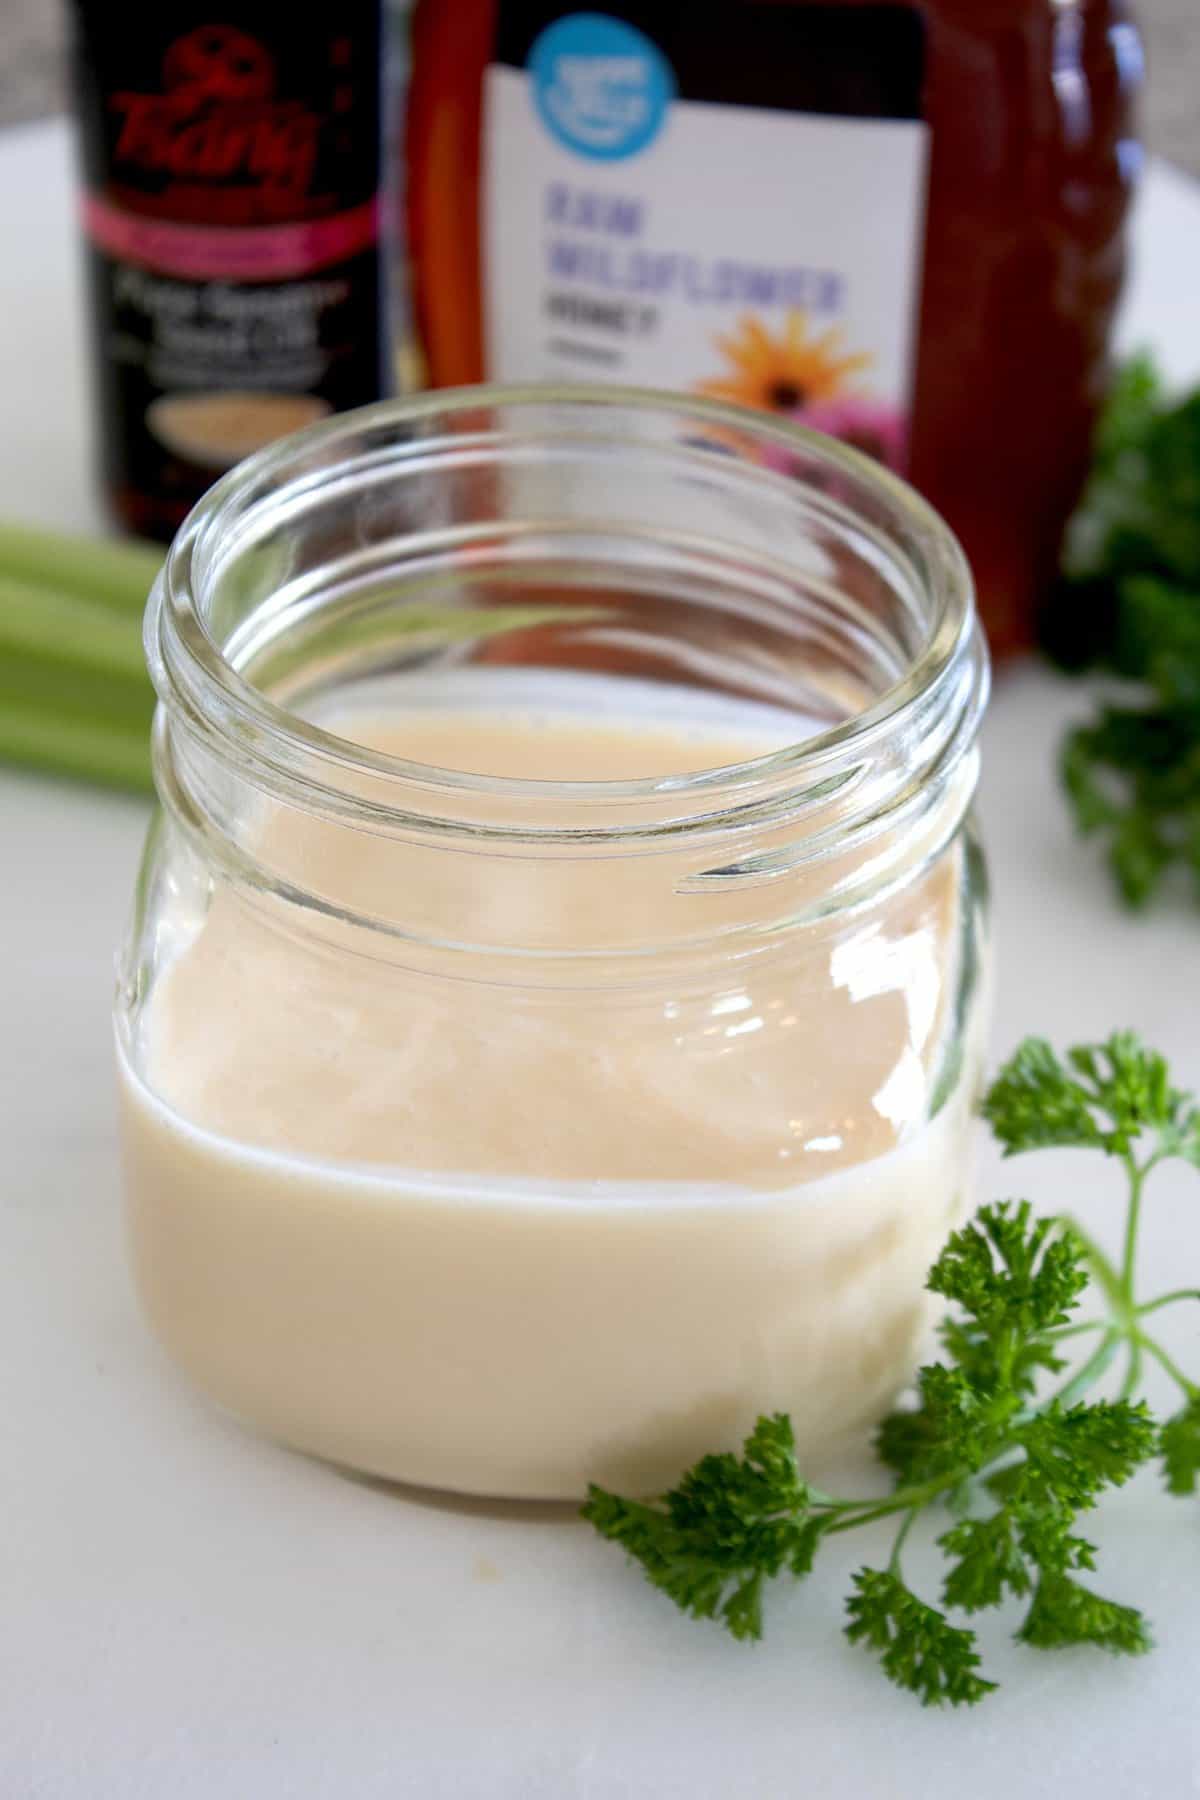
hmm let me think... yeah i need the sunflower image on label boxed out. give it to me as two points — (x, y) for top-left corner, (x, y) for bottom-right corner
(483, 3), (929, 472)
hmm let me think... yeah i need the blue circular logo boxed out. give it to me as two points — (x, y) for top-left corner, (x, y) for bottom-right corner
(529, 13), (674, 161)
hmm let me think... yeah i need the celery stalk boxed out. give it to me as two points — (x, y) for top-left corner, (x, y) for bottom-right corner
(0, 697), (154, 792)
(0, 649), (155, 726)
(0, 654), (155, 791)
(0, 557), (156, 790)
(0, 573), (150, 683)
(0, 522), (162, 616)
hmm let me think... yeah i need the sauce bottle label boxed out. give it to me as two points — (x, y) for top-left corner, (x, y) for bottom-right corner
(72, 3), (384, 511)
(483, 3), (928, 473)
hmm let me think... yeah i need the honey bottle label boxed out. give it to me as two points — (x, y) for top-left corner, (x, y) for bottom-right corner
(483, 3), (928, 472)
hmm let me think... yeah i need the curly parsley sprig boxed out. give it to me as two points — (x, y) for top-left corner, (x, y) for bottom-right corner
(584, 1032), (1200, 1707)
(1044, 357), (1200, 909)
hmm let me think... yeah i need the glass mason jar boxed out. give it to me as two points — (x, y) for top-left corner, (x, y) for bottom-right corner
(114, 386), (990, 1500)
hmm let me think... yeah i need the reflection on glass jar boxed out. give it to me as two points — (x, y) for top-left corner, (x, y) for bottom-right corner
(114, 387), (990, 1499)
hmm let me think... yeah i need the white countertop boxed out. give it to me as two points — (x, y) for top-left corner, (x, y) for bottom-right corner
(2, 119), (1199, 1799)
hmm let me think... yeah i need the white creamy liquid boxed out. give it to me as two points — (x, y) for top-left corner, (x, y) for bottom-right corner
(118, 684), (980, 1498)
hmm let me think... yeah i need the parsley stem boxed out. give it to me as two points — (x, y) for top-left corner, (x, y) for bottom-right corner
(1119, 1154), (1148, 1307)
(1138, 1289), (1200, 1317)
(1047, 1319), (1109, 1342)
(824, 1503), (911, 1536)
(887, 1508), (918, 1576)
(1119, 1337), (1144, 1403)
(1059, 1216), (1124, 1308)
(1051, 1328), (1122, 1408)
(1136, 1332), (1200, 1400)
(824, 1475), (959, 1535)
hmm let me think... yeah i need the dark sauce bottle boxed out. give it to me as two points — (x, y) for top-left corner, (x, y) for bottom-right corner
(71, 0), (387, 540)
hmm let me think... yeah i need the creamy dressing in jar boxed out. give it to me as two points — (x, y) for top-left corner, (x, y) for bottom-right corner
(119, 687), (982, 1497)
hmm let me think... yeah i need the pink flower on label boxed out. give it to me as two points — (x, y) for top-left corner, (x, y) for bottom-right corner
(794, 397), (908, 473)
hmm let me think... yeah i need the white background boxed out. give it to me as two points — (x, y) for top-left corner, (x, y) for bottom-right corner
(2, 120), (1200, 1796)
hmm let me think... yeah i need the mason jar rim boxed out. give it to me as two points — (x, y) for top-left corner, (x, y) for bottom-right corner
(150, 382), (986, 833)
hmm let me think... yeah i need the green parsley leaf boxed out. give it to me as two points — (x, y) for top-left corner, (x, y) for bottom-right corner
(917, 1201), (1087, 1405)
(874, 1402), (945, 1486)
(981, 1039), (1107, 1153)
(939, 1512), (1032, 1613)
(1121, 574), (1200, 704)
(1017, 1573), (1152, 1657)
(929, 1200), (1088, 1334)
(845, 1569), (997, 1707)
(983, 1031), (1197, 1161)
(876, 1365), (994, 1486)
(1018, 1401), (1159, 1505)
(582, 1414), (827, 1642)
(1093, 351), (1162, 477)
(1161, 1397), (1200, 1496)
(1045, 358), (1200, 908)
